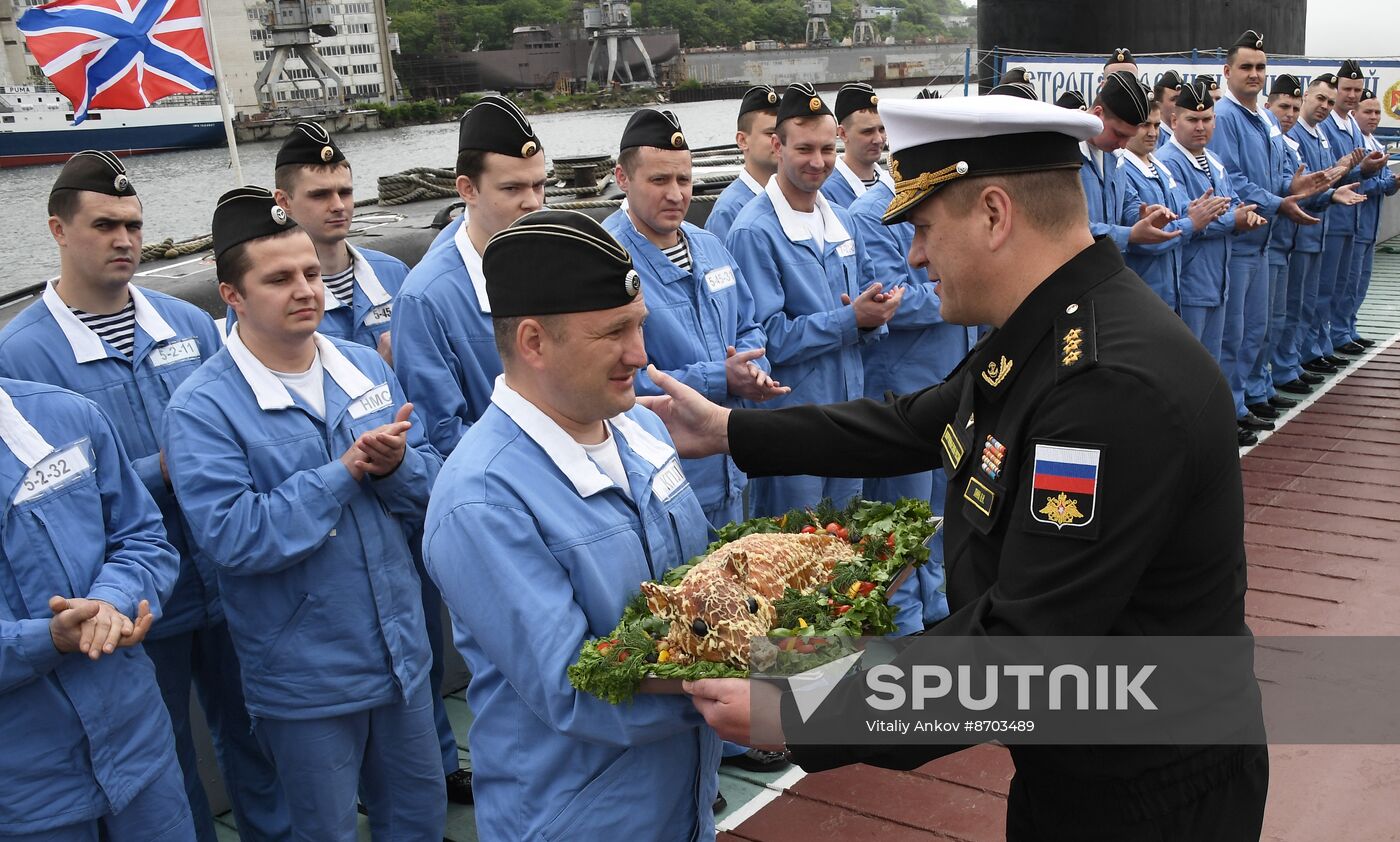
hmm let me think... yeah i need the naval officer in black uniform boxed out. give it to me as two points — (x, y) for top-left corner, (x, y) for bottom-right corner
(645, 94), (1268, 841)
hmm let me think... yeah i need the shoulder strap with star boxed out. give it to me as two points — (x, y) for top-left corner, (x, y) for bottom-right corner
(1054, 301), (1098, 384)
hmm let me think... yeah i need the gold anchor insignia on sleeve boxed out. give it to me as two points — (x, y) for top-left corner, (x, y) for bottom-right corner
(1062, 327), (1084, 367)
(981, 356), (1014, 387)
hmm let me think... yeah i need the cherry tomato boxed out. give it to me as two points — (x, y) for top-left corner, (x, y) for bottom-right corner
(825, 522), (842, 535)
(836, 604), (852, 615)
(886, 534), (896, 548)
(801, 525), (818, 534)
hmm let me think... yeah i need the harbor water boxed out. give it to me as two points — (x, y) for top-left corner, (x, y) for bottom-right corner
(0, 83), (949, 293)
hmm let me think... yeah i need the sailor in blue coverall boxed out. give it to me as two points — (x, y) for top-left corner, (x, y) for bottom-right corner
(819, 83), (893, 209)
(425, 210), (721, 842)
(847, 174), (962, 634)
(1341, 90), (1398, 349)
(1078, 71), (1181, 255)
(604, 109), (786, 527)
(1208, 32), (1331, 431)
(1263, 77), (1363, 404)
(165, 188), (446, 841)
(706, 85), (780, 242)
(226, 124), (407, 359)
(1156, 82), (1260, 395)
(0, 152), (285, 841)
(393, 96), (547, 456)
(0, 376), (193, 842)
(726, 84), (901, 517)
(1312, 60), (1389, 367)
(260, 121), (472, 802)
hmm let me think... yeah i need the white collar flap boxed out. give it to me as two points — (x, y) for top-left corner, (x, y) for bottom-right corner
(454, 220), (491, 314)
(43, 281), (176, 363)
(0, 384), (55, 469)
(737, 168), (765, 196)
(490, 376), (676, 498)
(227, 325), (375, 412)
(833, 157), (868, 198)
(347, 244), (392, 307)
(764, 175), (851, 246)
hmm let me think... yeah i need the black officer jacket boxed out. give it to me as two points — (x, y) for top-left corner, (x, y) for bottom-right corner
(730, 238), (1260, 802)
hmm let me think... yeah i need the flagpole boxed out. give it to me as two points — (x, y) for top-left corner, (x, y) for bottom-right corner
(200, 0), (244, 186)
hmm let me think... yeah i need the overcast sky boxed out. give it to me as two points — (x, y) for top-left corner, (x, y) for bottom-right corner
(1306, 0), (1396, 56)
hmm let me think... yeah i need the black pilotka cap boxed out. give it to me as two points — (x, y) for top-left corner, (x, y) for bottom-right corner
(1197, 74), (1220, 92)
(458, 94), (542, 158)
(1177, 80), (1213, 113)
(1157, 69), (1184, 91)
(1270, 74), (1303, 98)
(51, 150), (136, 198)
(276, 121), (345, 168)
(988, 80), (1038, 101)
(212, 186), (298, 260)
(834, 82), (880, 122)
(777, 82), (832, 125)
(1055, 90), (1088, 111)
(1001, 66), (1031, 85)
(483, 210), (640, 318)
(1099, 70), (1153, 125)
(1312, 72), (1339, 87)
(738, 85), (779, 118)
(619, 108), (688, 151)
(1106, 47), (1135, 66)
(1232, 30), (1265, 51)
(1362, 88), (1377, 101)
(1338, 59), (1364, 80)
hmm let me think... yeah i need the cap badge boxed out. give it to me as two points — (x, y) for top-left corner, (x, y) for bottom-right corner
(1115, 51), (1125, 62)
(766, 90), (778, 104)
(521, 139), (539, 157)
(981, 356), (1014, 388)
(869, 94), (879, 106)
(271, 205), (288, 225)
(809, 96), (822, 112)
(1197, 103), (1205, 111)
(623, 269), (641, 298)
(670, 131), (685, 148)
(113, 173), (130, 192)
(955, 161), (969, 175)
(320, 145), (335, 162)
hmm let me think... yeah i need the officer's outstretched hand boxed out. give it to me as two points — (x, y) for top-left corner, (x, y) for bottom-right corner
(636, 365), (732, 459)
(685, 678), (787, 751)
(48, 595), (139, 660)
(354, 403), (414, 477)
(725, 346), (791, 403)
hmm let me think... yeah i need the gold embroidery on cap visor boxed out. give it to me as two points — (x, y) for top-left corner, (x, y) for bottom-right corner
(882, 159), (971, 223)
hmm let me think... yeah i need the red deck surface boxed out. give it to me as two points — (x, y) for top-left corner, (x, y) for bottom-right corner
(725, 334), (1400, 839)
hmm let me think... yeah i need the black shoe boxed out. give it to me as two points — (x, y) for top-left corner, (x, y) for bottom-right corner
(1355, 337), (1375, 348)
(1246, 403), (1279, 420)
(1239, 413), (1275, 431)
(1337, 341), (1365, 355)
(1238, 428), (1259, 446)
(446, 768), (473, 805)
(1277, 379), (1313, 395)
(1268, 395), (1299, 409)
(722, 747), (793, 774)
(1323, 354), (1350, 367)
(1299, 372), (1326, 384)
(1302, 359), (1337, 374)
(713, 791), (727, 814)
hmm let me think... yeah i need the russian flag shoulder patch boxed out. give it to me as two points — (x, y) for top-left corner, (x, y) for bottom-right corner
(1029, 442), (1101, 532)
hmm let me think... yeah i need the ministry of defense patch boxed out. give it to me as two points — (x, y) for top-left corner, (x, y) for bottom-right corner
(1029, 442), (1100, 531)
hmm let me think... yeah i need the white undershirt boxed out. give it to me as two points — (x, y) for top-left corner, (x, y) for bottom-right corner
(581, 428), (629, 497)
(796, 208), (826, 252)
(270, 352), (326, 419)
